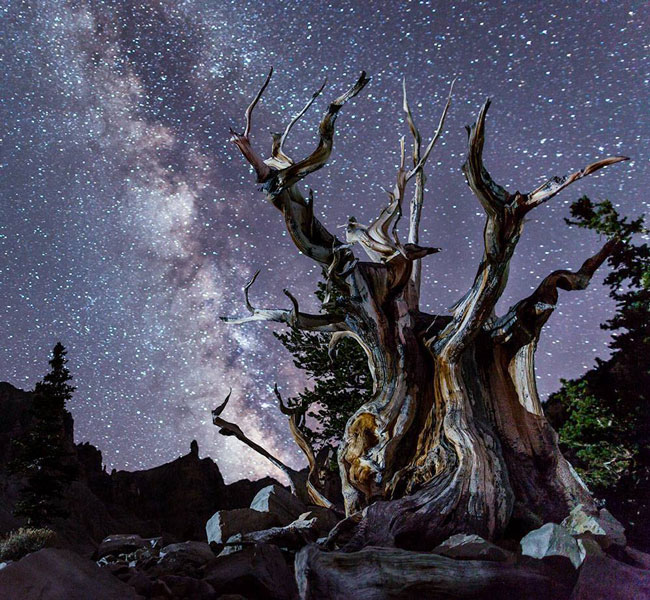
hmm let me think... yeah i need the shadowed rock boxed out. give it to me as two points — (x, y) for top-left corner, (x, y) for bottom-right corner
(0, 548), (142, 600)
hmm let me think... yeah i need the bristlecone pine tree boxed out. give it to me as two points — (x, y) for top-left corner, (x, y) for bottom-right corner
(10, 342), (76, 526)
(213, 69), (629, 548)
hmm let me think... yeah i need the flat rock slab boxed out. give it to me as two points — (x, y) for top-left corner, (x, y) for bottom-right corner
(520, 523), (583, 568)
(0, 548), (142, 600)
(250, 485), (307, 524)
(206, 508), (281, 544)
(295, 544), (574, 600)
(433, 533), (511, 562)
(571, 554), (650, 599)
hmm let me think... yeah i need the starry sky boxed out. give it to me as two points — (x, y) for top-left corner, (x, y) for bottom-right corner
(1, 0), (648, 482)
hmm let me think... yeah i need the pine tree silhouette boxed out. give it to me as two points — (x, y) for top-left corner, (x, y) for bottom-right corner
(10, 342), (77, 526)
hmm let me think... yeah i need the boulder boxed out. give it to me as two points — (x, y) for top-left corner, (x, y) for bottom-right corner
(295, 544), (574, 600)
(96, 534), (162, 560)
(577, 538), (603, 563)
(206, 508), (281, 545)
(250, 485), (307, 524)
(433, 533), (511, 562)
(159, 574), (217, 599)
(0, 548), (142, 600)
(562, 505), (626, 549)
(622, 546), (650, 570)
(203, 543), (298, 600)
(156, 541), (216, 575)
(520, 523), (583, 568)
(571, 553), (650, 599)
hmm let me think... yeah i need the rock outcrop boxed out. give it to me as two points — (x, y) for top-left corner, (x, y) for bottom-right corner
(0, 382), (279, 549)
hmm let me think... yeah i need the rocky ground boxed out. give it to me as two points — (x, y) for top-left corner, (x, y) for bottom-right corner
(2, 483), (650, 599)
(1, 382), (650, 598)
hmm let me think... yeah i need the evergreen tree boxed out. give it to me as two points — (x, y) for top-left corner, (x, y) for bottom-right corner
(547, 196), (649, 546)
(274, 283), (372, 456)
(10, 342), (77, 526)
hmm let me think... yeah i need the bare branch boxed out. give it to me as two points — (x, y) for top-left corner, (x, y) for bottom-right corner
(405, 76), (456, 183)
(461, 98), (511, 217)
(491, 238), (620, 347)
(212, 388), (308, 500)
(244, 67), (274, 139)
(403, 76), (456, 295)
(230, 68), (274, 182)
(266, 79), (328, 171)
(269, 72), (370, 195)
(274, 384), (337, 509)
(521, 156), (629, 212)
(220, 270), (347, 332)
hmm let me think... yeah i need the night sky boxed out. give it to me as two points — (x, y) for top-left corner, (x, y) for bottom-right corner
(1, 0), (648, 482)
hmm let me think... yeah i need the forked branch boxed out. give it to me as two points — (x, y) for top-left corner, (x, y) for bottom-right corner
(220, 270), (347, 332)
(433, 99), (628, 357)
(403, 76), (456, 293)
(491, 238), (620, 348)
(268, 72), (370, 196)
(230, 68), (275, 183)
(212, 388), (306, 498)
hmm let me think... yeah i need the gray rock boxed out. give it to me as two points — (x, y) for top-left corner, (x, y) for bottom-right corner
(96, 534), (162, 560)
(520, 523), (583, 568)
(206, 508), (281, 544)
(561, 504), (626, 549)
(622, 546), (650, 570)
(0, 548), (142, 600)
(157, 541), (215, 573)
(577, 537), (604, 563)
(203, 543), (298, 600)
(160, 541), (215, 564)
(250, 485), (307, 524)
(433, 533), (511, 562)
(571, 553), (650, 599)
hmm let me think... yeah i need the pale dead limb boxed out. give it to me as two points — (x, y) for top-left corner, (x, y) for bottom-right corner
(403, 77), (456, 293)
(491, 238), (620, 347)
(220, 270), (346, 332)
(229, 68), (274, 183)
(274, 385), (337, 509)
(212, 388), (309, 501)
(266, 79), (328, 171)
(268, 72), (370, 196)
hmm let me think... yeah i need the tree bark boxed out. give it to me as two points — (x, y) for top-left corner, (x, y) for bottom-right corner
(222, 70), (628, 549)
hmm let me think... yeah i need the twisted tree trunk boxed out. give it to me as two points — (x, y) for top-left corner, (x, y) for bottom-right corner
(219, 69), (628, 549)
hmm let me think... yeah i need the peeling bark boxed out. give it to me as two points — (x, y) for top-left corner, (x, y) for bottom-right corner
(221, 70), (628, 549)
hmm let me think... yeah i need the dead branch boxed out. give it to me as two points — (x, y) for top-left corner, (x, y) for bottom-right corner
(220, 270), (347, 332)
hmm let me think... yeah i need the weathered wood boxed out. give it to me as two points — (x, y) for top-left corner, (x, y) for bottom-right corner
(295, 545), (575, 600)
(223, 70), (628, 549)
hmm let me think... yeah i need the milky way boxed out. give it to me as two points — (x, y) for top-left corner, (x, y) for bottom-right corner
(1, 0), (648, 481)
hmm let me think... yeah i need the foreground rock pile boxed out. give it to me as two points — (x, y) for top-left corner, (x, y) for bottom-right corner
(2, 486), (649, 599)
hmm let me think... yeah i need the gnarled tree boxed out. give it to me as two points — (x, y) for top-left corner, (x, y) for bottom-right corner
(218, 69), (628, 549)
